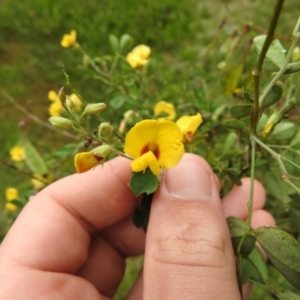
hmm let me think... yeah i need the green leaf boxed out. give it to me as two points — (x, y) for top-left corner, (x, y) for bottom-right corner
(224, 169), (242, 186)
(109, 34), (119, 53)
(110, 96), (126, 109)
(227, 216), (254, 257)
(223, 132), (238, 154)
(262, 81), (283, 109)
(24, 138), (48, 175)
(254, 226), (300, 290)
(243, 89), (254, 103)
(253, 35), (286, 72)
(227, 216), (248, 237)
(246, 246), (268, 284)
(223, 119), (245, 130)
(265, 167), (290, 203)
(270, 121), (296, 140)
(274, 290), (300, 300)
(188, 134), (206, 146)
(230, 104), (252, 119)
(224, 62), (243, 97)
(289, 207), (300, 235)
(9, 199), (24, 208)
(120, 34), (134, 52)
(128, 168), (159, 195)
(295, 75), (300, 105)
(132, 193), (153, 232)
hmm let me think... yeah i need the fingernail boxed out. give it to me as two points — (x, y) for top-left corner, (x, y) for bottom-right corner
(164, 156), (212, 200)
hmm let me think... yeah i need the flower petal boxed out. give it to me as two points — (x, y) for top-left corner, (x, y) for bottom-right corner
(131, 152), (160, 175)
(154, 120), (184, 168)
(48, 90), (59, 102)
(5, 202), (18, 213)
(154, 101), (176, 120)
(176, 113), (203, 135)
(132, 44), (151, 59)
(49, 101), (63, 116)
(9, 146), (25, 162)
(5, 188), (19, 201)
(61, 30), (77, 48)
(74, 152), (100, 173)
(124, 120), (160, 158)
(126, 52), (148, 69)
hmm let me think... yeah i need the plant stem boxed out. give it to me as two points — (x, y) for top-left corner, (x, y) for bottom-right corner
(4, 91), (79, 140)
(247, 139), (256, 230)
(259, 17), (300, 109)
(251, 0), (285, 134)
(251, 135), (300, 194)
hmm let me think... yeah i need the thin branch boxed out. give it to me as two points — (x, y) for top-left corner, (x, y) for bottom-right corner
(3, 91), (79, 140)
(251, 0), (285, 134)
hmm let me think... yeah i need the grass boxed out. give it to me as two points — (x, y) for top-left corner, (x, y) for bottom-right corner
(1, 0), (300, 298)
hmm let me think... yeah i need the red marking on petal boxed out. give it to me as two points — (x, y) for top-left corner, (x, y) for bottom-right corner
(93, 154), (104, 163)
(140, 143), (160, 159)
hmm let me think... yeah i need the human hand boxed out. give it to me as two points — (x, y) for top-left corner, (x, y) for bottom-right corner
(0, 154), (275, 299)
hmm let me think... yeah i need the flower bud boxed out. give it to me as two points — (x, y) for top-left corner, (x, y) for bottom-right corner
(49, 116), (73, 129)
(292, 46), (300, 62)
(91, 144), (112, 158)
(98, 122), (113, 138)
(66, 97), (74, 110)
(58, 87), (66, 103)
(82, 103), (107, 116)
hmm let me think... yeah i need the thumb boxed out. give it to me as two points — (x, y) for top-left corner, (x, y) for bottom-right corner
(144, 154), (240, 300)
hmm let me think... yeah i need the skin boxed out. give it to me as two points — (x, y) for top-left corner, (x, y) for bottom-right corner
(0, 153), (275, 299)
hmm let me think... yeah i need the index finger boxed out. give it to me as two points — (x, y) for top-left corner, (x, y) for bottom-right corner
(0, 156), (137, 273)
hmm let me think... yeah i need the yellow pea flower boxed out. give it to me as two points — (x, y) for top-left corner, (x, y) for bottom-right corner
(126, 44), (151, 69)
(74, 145), (112, 173)
(124, 120), (184, 175)
(10, 146), (25, 162)
(68, 93), (83, 111)
(48, 90), (64, 116)
(61, 30), (77, 48)
(176, 113), (203, 143)
(5, 187), (19, 212)
(154, 101), (176, 121)
(48, 90), (59, 102)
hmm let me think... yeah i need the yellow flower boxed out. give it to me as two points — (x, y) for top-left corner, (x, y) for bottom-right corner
(5, 187), (18, 201)
(48, 90), (59, 102)
(176, 113), (203, 143)
(68, 93), (83, 111)
(31, 173), (53, 191)
(126, 44), (151, 69)
(124, 120), (184, 175)
(48, 90), (64, 116)
(5, 188), (19, 213)
(49, 101), (63, 116)
(61, 30), (77, 48)
(74, 145), (112, 173)
(154, 101), (176, 120)
(10, 146), (25, 161)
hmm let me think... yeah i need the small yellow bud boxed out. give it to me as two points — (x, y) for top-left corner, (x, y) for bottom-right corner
(292, 46), (300, 62)
(49, 116), (73, 129)
(82, 103), (107, 116)
(98, 122), (113, 138)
